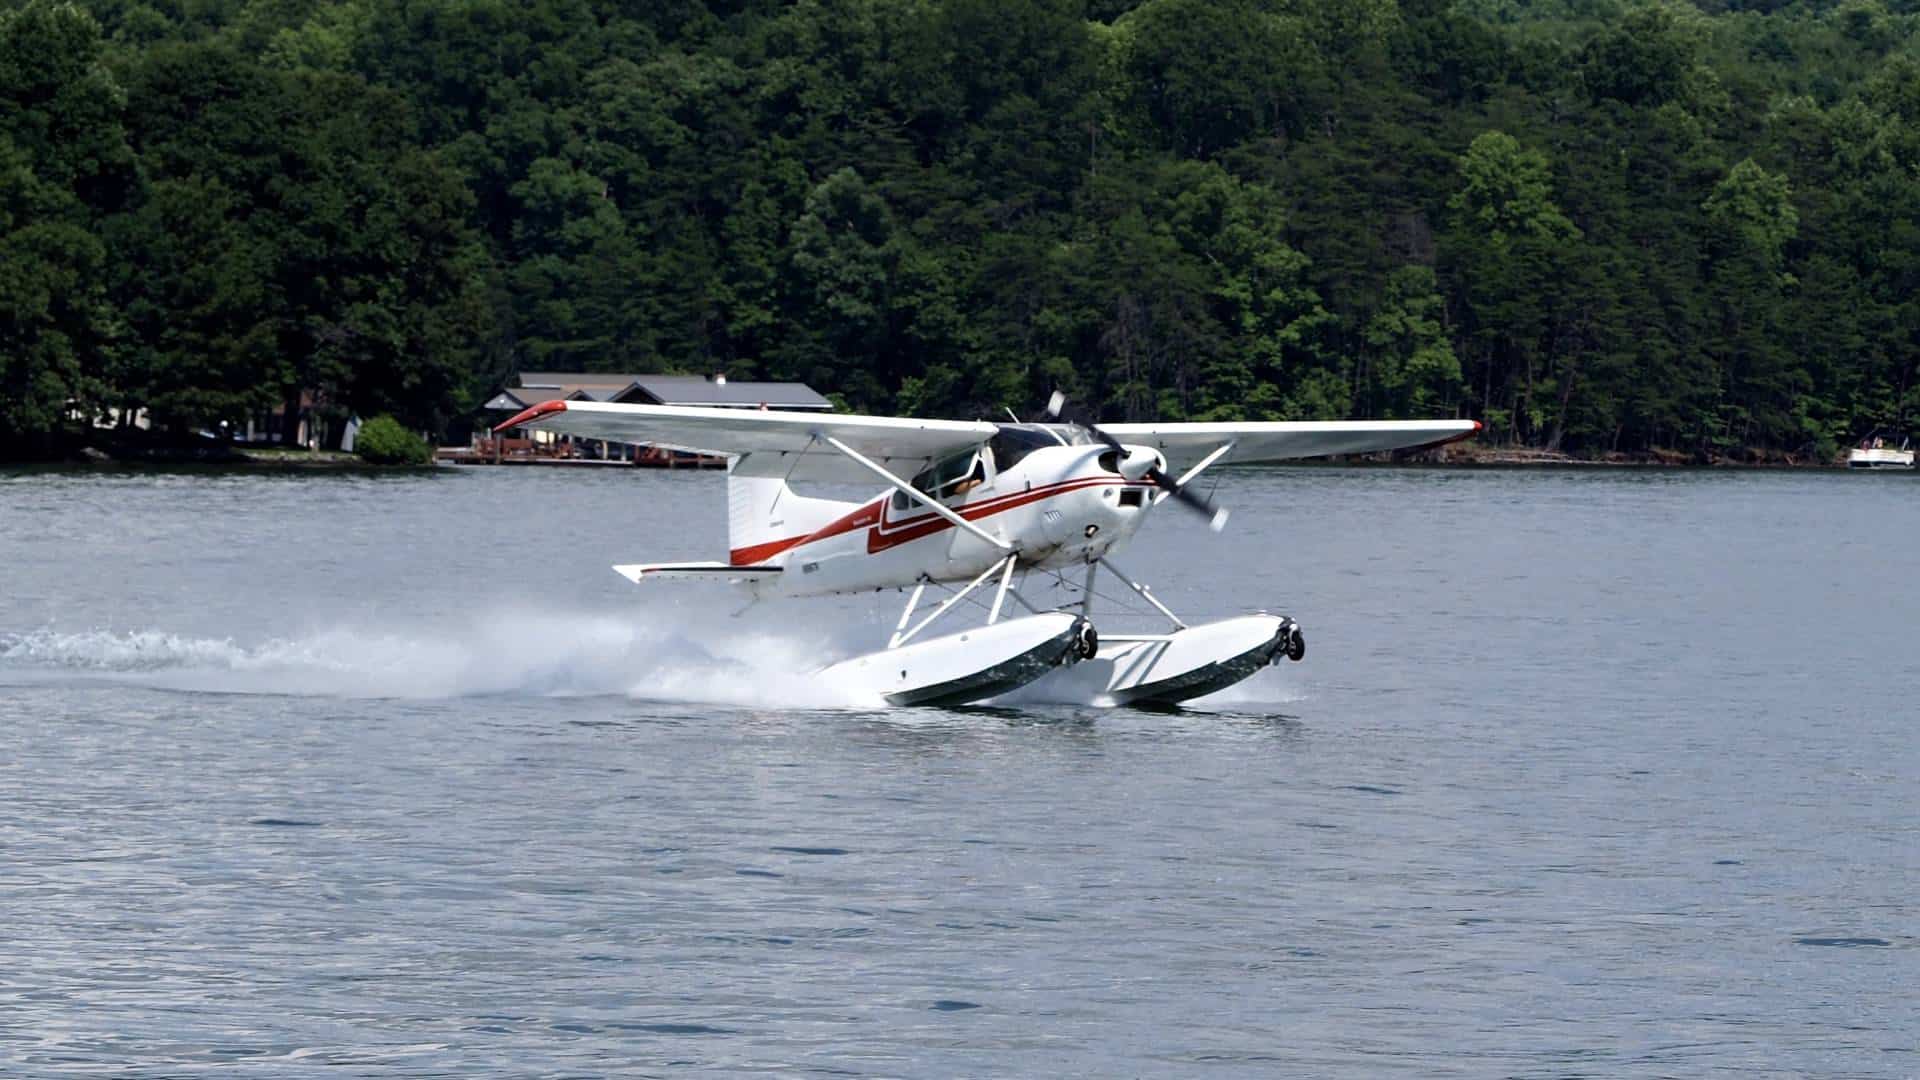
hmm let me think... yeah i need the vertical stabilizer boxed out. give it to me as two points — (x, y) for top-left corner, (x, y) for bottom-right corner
(726, 455), (854, 565)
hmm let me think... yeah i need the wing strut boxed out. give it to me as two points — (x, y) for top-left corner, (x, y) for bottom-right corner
(821, 435), (1011, 552)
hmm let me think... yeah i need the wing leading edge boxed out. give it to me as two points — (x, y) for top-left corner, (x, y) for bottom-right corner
(1100, 419), (1482, 469)
(496, 400), (1480, 477)
(493, 400), (996, 483)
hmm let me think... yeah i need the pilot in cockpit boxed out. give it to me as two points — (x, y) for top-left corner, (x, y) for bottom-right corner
(949, 456), (988, 498)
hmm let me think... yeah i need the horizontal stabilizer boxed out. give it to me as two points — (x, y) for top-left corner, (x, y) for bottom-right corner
(611, 562), (783, 585)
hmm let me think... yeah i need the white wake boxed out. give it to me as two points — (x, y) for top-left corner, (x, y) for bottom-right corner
(0, 610), (883, 708)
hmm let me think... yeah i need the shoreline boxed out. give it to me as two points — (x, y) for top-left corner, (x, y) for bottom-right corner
(2, 448), (1872, 472)
(0, 432), (1878, 472)
(1418, 445), (1852, 469)
(0, 444), (425, 470)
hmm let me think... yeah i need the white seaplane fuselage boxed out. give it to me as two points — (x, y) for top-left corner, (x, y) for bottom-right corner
(732, 441), (1161, 598)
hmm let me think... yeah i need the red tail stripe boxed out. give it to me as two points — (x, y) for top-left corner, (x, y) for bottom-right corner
(730, 499), (881, 565)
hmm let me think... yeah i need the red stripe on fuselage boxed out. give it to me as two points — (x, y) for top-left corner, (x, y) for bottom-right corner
(728, 500), (881, 565)
(726, 477), (1144, 565)
(865, 477), (1117, 553)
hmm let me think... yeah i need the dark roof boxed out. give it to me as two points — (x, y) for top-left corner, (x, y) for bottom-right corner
(493, 372), (831, 412)
(484, 388), (535, 411)
(616, 375), (832, 410)
(483, 385), (603, 410)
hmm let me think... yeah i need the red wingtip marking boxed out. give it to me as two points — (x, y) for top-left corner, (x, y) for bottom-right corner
(1415, 420), (1484, 451)
(494, 399), (567, 434)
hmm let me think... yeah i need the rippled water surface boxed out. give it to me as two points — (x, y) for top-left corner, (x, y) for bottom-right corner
(2, 463), (1916, 1076)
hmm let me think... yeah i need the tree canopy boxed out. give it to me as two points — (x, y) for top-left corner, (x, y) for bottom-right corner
(6, 0), (1920, 460)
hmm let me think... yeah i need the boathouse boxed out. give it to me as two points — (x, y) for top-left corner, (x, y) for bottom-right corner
(464, 372), (831, 465)
(485, 372), (831, 414)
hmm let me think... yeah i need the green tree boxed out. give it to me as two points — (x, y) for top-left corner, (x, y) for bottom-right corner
(1700, 157), (1800, 449)
(1447, 130), (1579, 246)
(1444, 131), (1582, 444)
(0, 135), (111, 449)
(1364, 266), (1464, 419)
(1702, 158), (1798, 270)
(1105, 0), (1312, 158)
(114, 43), (495, 442)
(780, 167), (899, 408)
(1578, 4), (1697, 109)
(0, 2), (128, 453)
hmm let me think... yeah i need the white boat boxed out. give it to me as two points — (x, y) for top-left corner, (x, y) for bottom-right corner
(1847, 432), (1914, 470)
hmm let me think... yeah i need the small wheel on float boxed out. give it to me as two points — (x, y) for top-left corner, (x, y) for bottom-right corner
(1074, 622), (1099, 661)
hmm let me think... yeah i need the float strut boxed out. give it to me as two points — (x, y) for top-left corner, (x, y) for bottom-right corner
(888, 582), (927, 649)
(893, 555), (1015, 648)
(1095, 555), (1187, 631)
(988, 554), (1018, 624)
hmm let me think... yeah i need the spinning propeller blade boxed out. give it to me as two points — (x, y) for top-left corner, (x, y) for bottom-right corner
(1046, 392), (1229, 532)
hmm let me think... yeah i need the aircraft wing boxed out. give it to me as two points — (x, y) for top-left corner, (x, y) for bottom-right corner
(493, 400), (997, 483)
(1099, 419), (1482, 470)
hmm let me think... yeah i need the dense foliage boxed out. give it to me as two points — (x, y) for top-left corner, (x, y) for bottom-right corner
(352, 414), (431, 465)
(5, 0), (1920, 460)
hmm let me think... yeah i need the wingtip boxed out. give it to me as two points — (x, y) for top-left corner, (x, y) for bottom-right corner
(1418, 419), (1484, 451)
(493, 398), (567, 434)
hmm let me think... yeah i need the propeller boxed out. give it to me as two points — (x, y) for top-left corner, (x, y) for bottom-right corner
(1046, 392), (1229, 532)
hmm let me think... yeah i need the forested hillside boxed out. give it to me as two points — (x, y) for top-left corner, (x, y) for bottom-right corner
(4, 0), (1919, 459)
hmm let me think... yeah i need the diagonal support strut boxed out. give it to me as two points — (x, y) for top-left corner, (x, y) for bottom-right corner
(821, 436), (1011, 552)
(892, 554), (1018, 648)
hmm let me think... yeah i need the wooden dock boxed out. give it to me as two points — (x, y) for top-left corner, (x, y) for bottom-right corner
(436, 438), (725, 468)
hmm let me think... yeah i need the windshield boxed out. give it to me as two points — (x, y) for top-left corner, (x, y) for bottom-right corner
(989, 424), (1082, 472)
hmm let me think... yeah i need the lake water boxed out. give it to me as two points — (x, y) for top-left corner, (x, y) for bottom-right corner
(2, 463), (1915, 1076)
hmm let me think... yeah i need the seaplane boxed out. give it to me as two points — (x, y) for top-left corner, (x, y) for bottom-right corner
(494, 393), (1479, 708)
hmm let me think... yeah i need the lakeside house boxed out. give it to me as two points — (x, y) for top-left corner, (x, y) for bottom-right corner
(90, 392), (361, 450)
(487, 372), (832, 414)
(464, 372), (831, 465)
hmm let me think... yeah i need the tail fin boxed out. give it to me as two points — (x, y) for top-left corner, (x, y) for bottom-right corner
(727, 456), (855, 565)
